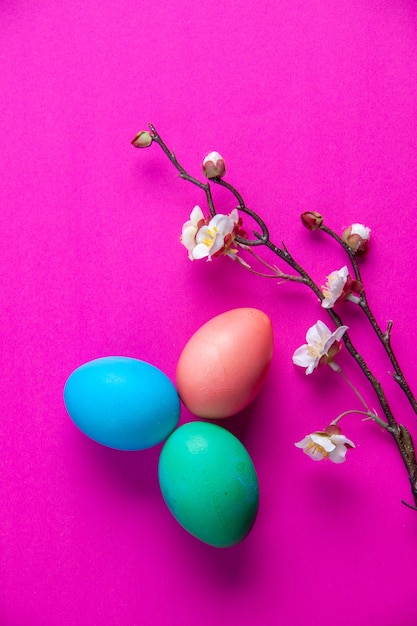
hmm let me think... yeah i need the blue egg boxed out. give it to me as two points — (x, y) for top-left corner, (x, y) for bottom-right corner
(64, 356), (180, 450)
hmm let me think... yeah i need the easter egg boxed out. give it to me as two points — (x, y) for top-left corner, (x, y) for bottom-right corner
(158, 421), (259, 548)
(64, 356), (180, 450)
(176, 308), (273, 418)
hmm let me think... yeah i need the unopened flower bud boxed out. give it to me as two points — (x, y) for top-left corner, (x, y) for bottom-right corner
(301, 211), (323, 231)
(131, 131), (153, 148)
(202, 151), (226, 179)
(342, 223), (371, 256)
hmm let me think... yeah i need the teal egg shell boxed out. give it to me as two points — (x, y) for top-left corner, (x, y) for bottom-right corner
(158, 421), (259, 548)
(64, 356), (180, 450)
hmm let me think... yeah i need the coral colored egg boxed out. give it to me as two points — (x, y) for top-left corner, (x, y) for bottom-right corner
(158, 421), (259, 547)
(176, 308), (273, 418)
(64, 356), (180, 450)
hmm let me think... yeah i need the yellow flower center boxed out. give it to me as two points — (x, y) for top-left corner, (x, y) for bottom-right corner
(322, 274), (337, 299)
(306, 442), (328, 459)
(202, 226), (219, 248)
(307, 342), (325, 359)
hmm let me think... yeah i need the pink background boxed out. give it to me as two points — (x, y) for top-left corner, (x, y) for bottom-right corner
(2, 0), (417, 624)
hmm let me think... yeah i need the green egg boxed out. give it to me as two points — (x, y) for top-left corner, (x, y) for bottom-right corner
(158, 421), (259, 548)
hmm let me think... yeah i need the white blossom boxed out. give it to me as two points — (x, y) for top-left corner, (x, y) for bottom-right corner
(295, 426), (355, 463)
(292, 320), (348, 374)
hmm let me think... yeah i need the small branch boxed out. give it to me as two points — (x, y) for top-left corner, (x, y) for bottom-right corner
(385, 320), (394, 341)
(211, 178), (270, 246)
(401, 499), (417, 511)
(243, 248), (309, 283)
(149, 124), (217, 217)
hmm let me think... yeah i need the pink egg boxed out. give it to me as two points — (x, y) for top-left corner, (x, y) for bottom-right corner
(176, 308), (274, 419)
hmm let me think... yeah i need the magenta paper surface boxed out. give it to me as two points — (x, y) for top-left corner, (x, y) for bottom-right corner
(1, 1), (417, 624)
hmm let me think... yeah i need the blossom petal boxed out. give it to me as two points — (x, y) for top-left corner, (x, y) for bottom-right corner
(292, 345), (315, 368)
(229, 208), (239, 224)
(321, 300), (333, 310)
(310, 433), (335, 452)
(323, 325), (349, 355)
(191, 242), (211, 259)
(189, 205), (204, 224)
(295, 435), (313, 449)
(321, 266), (349, 309)
(337, 265), (349, 279)
(195, 224), (210, 244)
(182, 219), (193, 232)
(209, 232), (227, 256)
(328, 445), (349, 463)
(330, 325), (349, 344)
(331, 434), (355, 448)
(351, 223), (371, 239)
(305, 320), (331, 346)
(209, 213), (234, 235)
(181, 225), (197, 250)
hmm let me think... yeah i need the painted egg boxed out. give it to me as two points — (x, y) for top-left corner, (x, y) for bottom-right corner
(176, 308), (273, 418)
(64, 356), (180, 450)
(158, 421), (259, 548)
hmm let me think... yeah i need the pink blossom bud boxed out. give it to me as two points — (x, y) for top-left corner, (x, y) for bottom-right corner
(324, 424), (343, 437)
(202, 151), (226, 179)
(131, 131), (153, 148)
(342, 223), (371, 256)
(301, 211), (323, 231)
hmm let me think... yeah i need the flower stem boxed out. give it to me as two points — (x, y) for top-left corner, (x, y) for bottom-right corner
(242, 248), (308, 282)
(331, 408), (387, 427)
(329, 363), (371, 411)
(329, 365), (388, 428)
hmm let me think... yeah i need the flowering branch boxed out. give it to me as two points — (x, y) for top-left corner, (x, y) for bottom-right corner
(132, 124), (417, 507)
